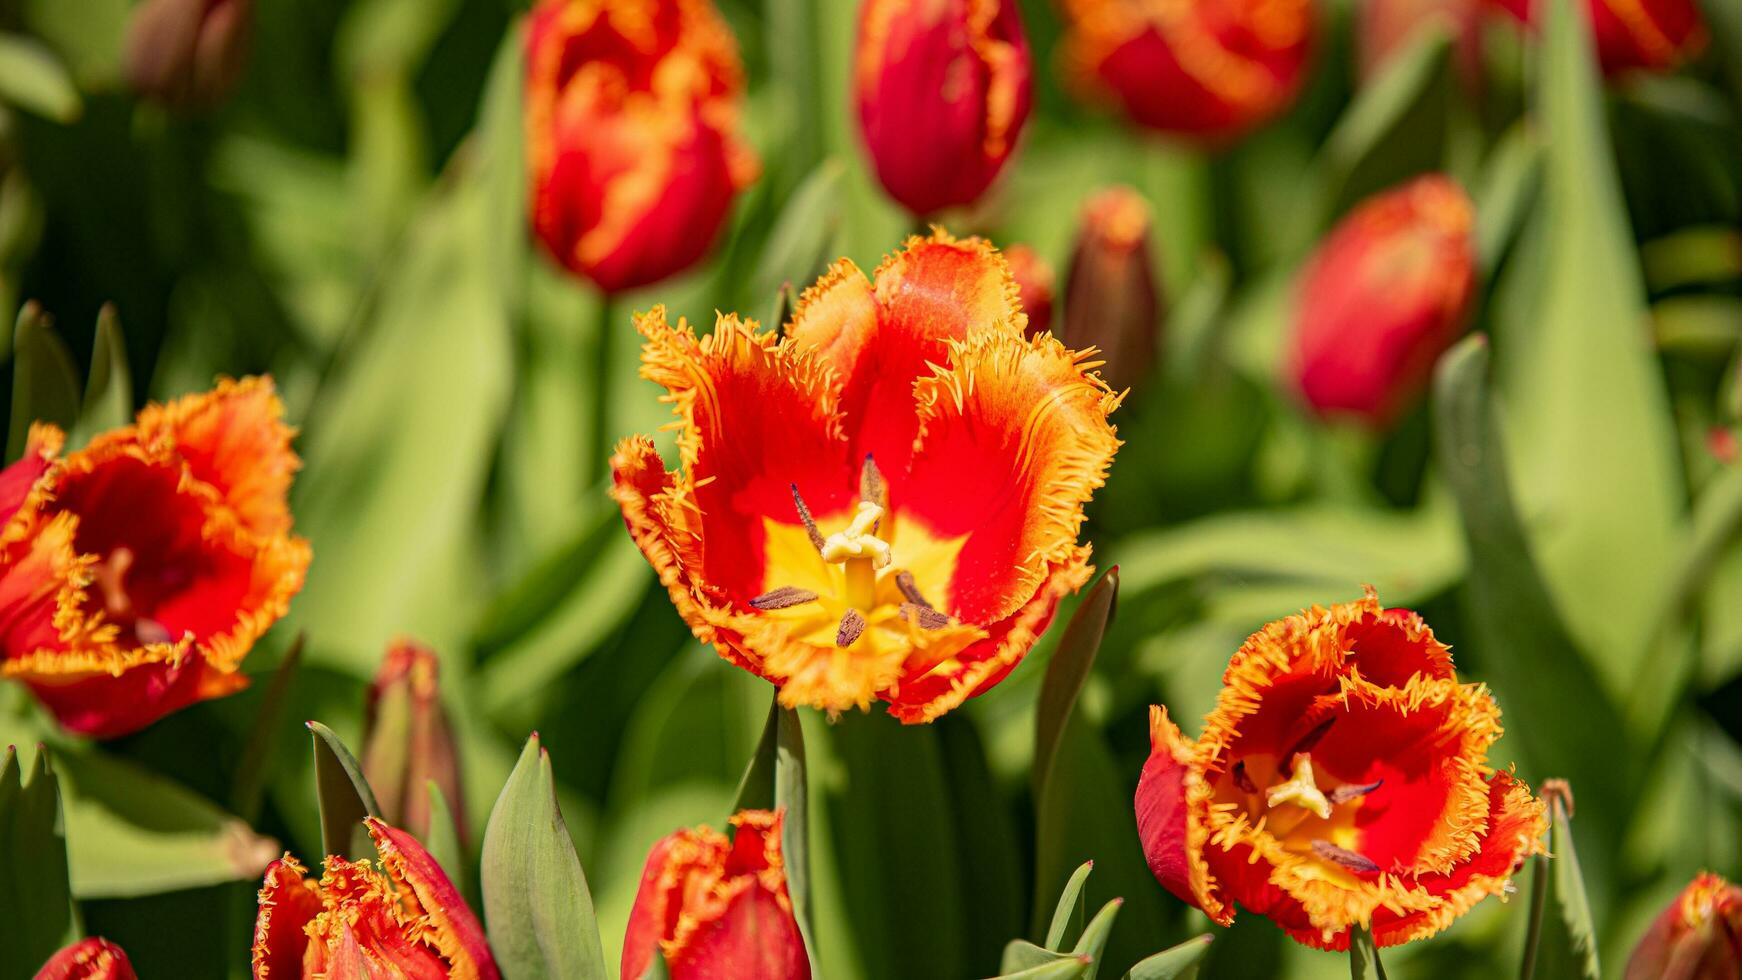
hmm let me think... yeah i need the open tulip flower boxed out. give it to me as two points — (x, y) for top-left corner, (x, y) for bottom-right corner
(1135, 590), (1547, 949)
(252, 817), (499, 979)
(0, 377), (310, 738)
(612, 231), (1121, 722)
(623, 809), (809, 980)
(34, 939), (137, 980)
(1489, 0), (1705, 77)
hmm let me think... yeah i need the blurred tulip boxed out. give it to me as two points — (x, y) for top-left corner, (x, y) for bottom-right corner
(525, 0), (759, 293)
(855, 0), (1033, 216)
(362, 639), (464, 843)
(0, 378), (310, 738)
(1137, 589), (1547, 949)
(1059, 0), (1315, 140)
(623, 810), (809, 980)
(124, 0), (253, 110)
(1489, 0), (1705, 76)
(1287, 174), (1476, 426)
(1005, 243), (1056, 337)
(1625, 872), (1742, 980)
(1358, 0), (1483, 87)
(1063, 187), (1161, 393)
(34, 939), (136, 980)
(253, 818), (499, 979)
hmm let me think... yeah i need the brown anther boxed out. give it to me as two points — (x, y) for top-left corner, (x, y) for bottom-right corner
(750, 586), (819, 610)
(859, 454), (886, 512)
(900, 603), (950, 630)
(895, 570), (933, 609)
(94, 547), (136, 621)
(1231, 760), (1258, 795)
(135, 619), (173, 646)
(1285, 716), (1336, 763)
(836, 609), (867, 647)
(1329, 780), (1383, 805)
(789, 483), (826, 551)
(1311, 841), (1380, 875)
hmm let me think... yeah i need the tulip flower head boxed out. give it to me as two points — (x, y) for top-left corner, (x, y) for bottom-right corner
(34, 939), (136, 980)
(1135, 590), (1547, 949)
(363, 639), (464, 843)
(1287, 174), (1477, 427)
(1060, 0), (1315, 141)
(1489, 0), (1705, 77)
(1063, 186), (1162, 394)
(612, 231), (1121, 722)
(1004, 244), (1056, 337)
(0, 377), (310, 738)
(525, 0), (759, 293)
(855, 0), (1033, 216)
(1359, 0), (1483, 87)
(252, 818), (499, 979)
(623, 810), (810, 980)
(125, 0), (253, 110)
(1626, 872), (1742, 980)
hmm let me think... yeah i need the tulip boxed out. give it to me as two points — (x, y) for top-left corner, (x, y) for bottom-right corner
(1063, 187), (1162, 393)
(1626, 872), (1742, 980)
(1004, 244), (1056, 338)
(1488, 0), (1705, 77)
(252, 818), (500, 979)
(0, 377), (310, 738)
(1358, 0), (1483, 88)
(124, 0), (253, 110)
(622, 810), (809, 980)
(34, 939), (136, 980)
(855, 0), (1033, 216)
(362, 639), (464, 843)
(525, 0), (759, 293)
(612, 230), (1120, 722)
(1059, 0), (1315, 140)
(1287, 174), (1476, 426)
(1135, 589), (1547, 949)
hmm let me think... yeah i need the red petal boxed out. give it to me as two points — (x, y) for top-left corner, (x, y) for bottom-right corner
(252, 856), (322, 979)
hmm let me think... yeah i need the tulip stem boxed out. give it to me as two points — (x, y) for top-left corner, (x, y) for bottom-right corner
(590, 295), (616, 489)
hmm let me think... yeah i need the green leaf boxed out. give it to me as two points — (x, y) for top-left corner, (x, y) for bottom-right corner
(1124, 935), (1213, 980)
(1004, 940), (1083, 974)
(0, 746), (78, 977)
(230, 634), (305, 823)
(70, 303), (131, 445)
(937, 712), (1026, 975)
(1034, 569), (1119, 803)
(481, 733), (607, 980)
(0, 33), (80, 122)
(994, 955), (1094, 980)
(422, 779), (466, 898)
(730, 693), (817, 977)
(8, 301), (79, 461)
(1472, 124), (1543, 278)
(1348, 925), (1389, 980)
(751, 158), (846, 314)
(1044, 861), (1096, 950)
(309, 721), (381, 860)
(1071, 899), (1124, 980)
(1520, 786), (1599, 980)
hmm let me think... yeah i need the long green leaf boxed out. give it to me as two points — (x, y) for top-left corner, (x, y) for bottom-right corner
(481, 733), (607, 980)
(1124, 935), (1213, 980)
(71, 303), (130, 444)
(751, 158), (846, 317)
(1071, 899), (1124, 980)
(995, 956), (1094, 980)
(231, 635), (306, 822)
(310, 721), (381, 860)
(1034, 569), (1119, 802)
(1045, 861), (1096, 950)
(1348, 926), (1389, 980)
(0, 33), (80, 122)
(1520, 785), (1598, 980)
(423, 779), (466, 900)
(1004, 940), (1083, 974)
(8, 301), (79, 461)
(0, 746), (78, 977)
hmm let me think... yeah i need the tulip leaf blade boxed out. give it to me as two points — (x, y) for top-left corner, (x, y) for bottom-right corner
(1034, 568), (1118, 803)
(1348, 925), (1389, 980)
(1071, 898), (1124, 980)
(7, 301), (80, 462)
(1005, 940), (1085, 974)
(1520, 787), (1599, 980)
(1044, 860), (1096, 950)
(231, 634), (305, 823)
(732, 692), (817, 976)
(994, 955), (1094, 980)
(1123, 934), (1213, 980)
(0, 33), (80, 122)
(481, 733), (607, 980)
(309, 720), (381, 861)
(423, 779), (466, 900)
(0, 745), (79, 979)
(71, 303), (130, 444)
(750, 156), (845, 316)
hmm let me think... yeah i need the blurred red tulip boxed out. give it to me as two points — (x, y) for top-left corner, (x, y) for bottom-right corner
(622, 810), (810, 980)
(1064, 187), (1161, 393)
(855, 0), (1033, 216)
(1005, 243), (1056, 337)
(125, 0), (253, 110)
(1287, 174), (1476, 426)
(362, 639), (464, 844)
(1358, 0), (1483, 87)
(525, 0), (759, 293)
(1489, 0), (1705, 76)
(34, 939), (136, 980)
(1059, 0), (1315, 141)
(1626, 872), (1742, 980)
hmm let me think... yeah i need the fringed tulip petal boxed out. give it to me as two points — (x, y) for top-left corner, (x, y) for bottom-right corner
(34, 938), (137, 980)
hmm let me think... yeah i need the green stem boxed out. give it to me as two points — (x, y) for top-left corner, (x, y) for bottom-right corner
(589, 295), (616, 489)
(1519, 852), (1549, 980)
(1349, 925), (1389, 979)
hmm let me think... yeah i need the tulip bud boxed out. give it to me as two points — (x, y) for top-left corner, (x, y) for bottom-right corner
(1287, 174), (1476, 426)
(362, 639), (463, 843)
(1625, 872), (1742, 980)
(525, 0), (759, 293)
(34, 939), (136, 980)
(1004, 244), (1056, 338)
(622, 810), (809, 980)
(1059, 0), (1315, 141)
(855, 0), (1033, 217)
(124, 0), (253, 110)
(1489, 0), (1705, 77)
(1063, 187), (1162, 393)
(1359, 0), (1483, 88)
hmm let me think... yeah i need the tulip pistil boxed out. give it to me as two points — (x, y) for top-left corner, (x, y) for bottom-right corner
(92, 547), (174, 646)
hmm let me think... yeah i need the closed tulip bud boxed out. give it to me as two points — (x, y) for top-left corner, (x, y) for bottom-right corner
(1005, 244), (1056, 337)
(34, 939), (136, 980)
(1489, 0), (1705, 76)
(1359, 0), (1483, 88)
(1060, 0), (1315, 141)
(1287, 174), (1476, 426)
(1063, 187), (1161, 393)
(622, 810), (809, 980)
(124, 0), (252, 110)
(362, 639), (463, 843)
(855, 0), (1033, 216)
(1626, 872), (1742, 980)
(525, 0), (759, 293)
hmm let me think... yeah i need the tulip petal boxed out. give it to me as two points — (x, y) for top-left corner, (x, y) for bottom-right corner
(130, 377), (300, 538)
(252, 856), (322, 979)
(0, 423), (61, 532)
(368, 818), (501, 980)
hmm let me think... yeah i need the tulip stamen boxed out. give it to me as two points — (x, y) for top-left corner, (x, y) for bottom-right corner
(1311, 840), (1381, 875)
(789, 483), (826, 552)
(901, 602), (950, 630)
(836, 609), (867, 647)
(1328, 779), (1383, 805)
(93, 547), (175, 647)
(750, 587), (820, 610)
(859, 454), (886, 517)
(1232, 760), (1259, 795)
(1284, 716), (1336, 765)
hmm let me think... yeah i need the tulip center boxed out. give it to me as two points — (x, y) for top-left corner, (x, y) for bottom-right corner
(92, 547), (174, 647)
(1225, 747), (1386, 877)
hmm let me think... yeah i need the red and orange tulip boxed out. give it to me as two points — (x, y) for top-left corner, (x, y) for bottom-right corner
(124, 0), (253, 110)
(0, 377), (310, 738)
(362, 639), (464, 843)
(1135, 590), (1546, 949)
(612, 230), (1120, 722)
(1287, 174), (1476, 427)
(1059, 0), (1315, 141)
(1358, 0), (1482, 87)
(1489, 0), (1705, 77)
(1063, 186), (1161, 394)
(252, 818), (499, 979)
(34, 939), (136, 980)
(1626, 872), (1742, 980)
(855, 0), (1033, 216)
(525, 0), (758, 293)
(623, 809), (809, 980)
